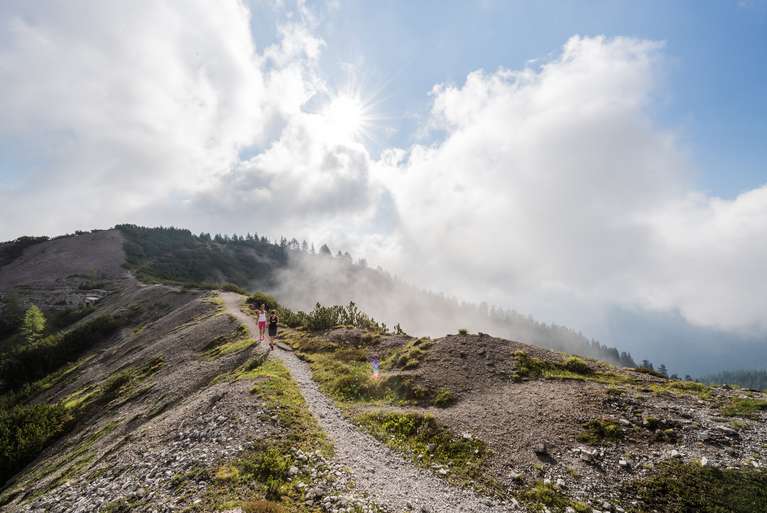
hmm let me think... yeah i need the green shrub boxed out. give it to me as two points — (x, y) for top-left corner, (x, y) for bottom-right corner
(722, 397), (767, 418)
(432, 388), (457, 408)
(0, 316), (123, 389)
(457, 328), (468, 335)
(626, 460), (767, 513)
(563, 356), (593, 375)
(576, 419), (623, 445)
(221, 283), (249, 295)
(354, 412), (491, 490)
(246, 292), (280, 311)
(0, 402), (73, 485)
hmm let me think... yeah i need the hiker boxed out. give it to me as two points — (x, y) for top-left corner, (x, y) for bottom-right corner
(268, 309), (279, 351)
(256, 303), (267, 342)
(370, 352), (380, 380)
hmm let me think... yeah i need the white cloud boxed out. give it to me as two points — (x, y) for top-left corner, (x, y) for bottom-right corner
(0, 0), (317, 236)
(371, 35), (767, 335)
(0, 1), (764, 345)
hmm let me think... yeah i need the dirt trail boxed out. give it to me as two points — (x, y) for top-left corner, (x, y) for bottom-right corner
(220, 292), (521, 513)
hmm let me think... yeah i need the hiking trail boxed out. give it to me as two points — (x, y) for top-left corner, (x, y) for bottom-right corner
(221, 292), (521, 513)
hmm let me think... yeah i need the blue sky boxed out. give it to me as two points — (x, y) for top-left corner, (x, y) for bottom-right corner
(272, 0), (767, 197)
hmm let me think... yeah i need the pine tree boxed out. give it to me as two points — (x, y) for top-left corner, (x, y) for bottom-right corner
(21, 305), (46, 343)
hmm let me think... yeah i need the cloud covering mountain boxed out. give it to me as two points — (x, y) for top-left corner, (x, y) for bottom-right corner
(0, 1), (765, 373)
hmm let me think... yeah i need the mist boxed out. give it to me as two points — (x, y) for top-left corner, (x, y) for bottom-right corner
(267, 252), (638, 367)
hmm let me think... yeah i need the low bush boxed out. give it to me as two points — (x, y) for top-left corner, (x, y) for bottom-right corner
(722, 397), (767, 418)
(246, 292), (280, 311)
(576, 419), (624, 445)
(563, 356), (593, 375)
(0, 402), (73, 485)
(354, 411), (493, 491)
(432, 387), (457, 408)
(222, 283), (250, 295)
(626, 459), (767, 513)
(0, 316), (123, 389)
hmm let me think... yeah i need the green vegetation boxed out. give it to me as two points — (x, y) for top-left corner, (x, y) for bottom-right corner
(200, 358), (330, 511)
(458, 328), (468, 335)
(702, 369), (767, 391)
(0, 403), (73, 485)
(246, 292), (280, 311)
(626, 460), (767, 513)
(21, 305), (46, 343)
(118, 224), (288, 288)
(562, 356), (593, 375)
(576, 419), (624, 445)
(238, 358), (327, 452)
(0, 236), (49, 268)
(0, 315), (124, 389)
(354, 411), (497, 493)
(383, 337), (432, 370)
(521, 482), (591, 513)
(650, 380), (713, 400)
(721, 397), (767, 418)
(206, 338), (258, 358)
(432, 387), (457, 408)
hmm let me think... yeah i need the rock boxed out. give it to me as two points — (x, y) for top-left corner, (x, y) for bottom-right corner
(534, 442), (549, 456)
(619, 459), (630, 469)
(555, 478), (565, 489)
(670, 449), (682, 458)
(510, 471), (524, 482)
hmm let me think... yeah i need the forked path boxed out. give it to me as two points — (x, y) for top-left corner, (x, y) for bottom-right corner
(221, 292), (521, 513)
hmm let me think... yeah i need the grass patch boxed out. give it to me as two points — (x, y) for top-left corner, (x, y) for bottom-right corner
(521, 482), (592, 512)
(432, 387), (457, 408)
(354, 411), (498, 494)
(206, 336), (257, 358)
(576, 419), (624, 445)
(239, 358), (327, 452)
(562, 356), (593, 375)
(383, 337), (432, 371)
(625, 459), (767, 513)
(650, 380), (713, 400)
(721, 397), (767, 418)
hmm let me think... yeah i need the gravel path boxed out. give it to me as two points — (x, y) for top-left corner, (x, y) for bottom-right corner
(221, 293), (522, 513)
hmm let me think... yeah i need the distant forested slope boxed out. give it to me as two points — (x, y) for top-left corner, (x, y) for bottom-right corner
(115, 225), (638, 367)
(701, 369), (767, 391)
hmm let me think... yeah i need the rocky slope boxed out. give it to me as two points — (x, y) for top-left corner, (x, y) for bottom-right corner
(0, 231), (765, 513)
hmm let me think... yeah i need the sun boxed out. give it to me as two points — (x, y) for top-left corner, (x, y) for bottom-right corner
(322, 93), (369, 142)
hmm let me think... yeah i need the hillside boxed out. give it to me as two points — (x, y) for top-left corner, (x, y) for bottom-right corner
(113, 225), (639, 368)
(0, 229), (765, 512)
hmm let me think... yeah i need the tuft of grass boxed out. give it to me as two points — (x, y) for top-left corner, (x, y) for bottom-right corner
(457, 329), (469, 335)
(721, 397), (767, 418)
(240, 358), (328, 452)
(576, 419), (624, 445)
(206, 337), (258, 358)
(432, 387), (457, 408)
(650, 380), (713, 400)
(354, 411), (498, 494)
(625, 459), (767, 513)
(215, 465), (241, 482)
(562, 356), (593, 375)
(382, 338), (433, 371)
(521, 482), (592, 513)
